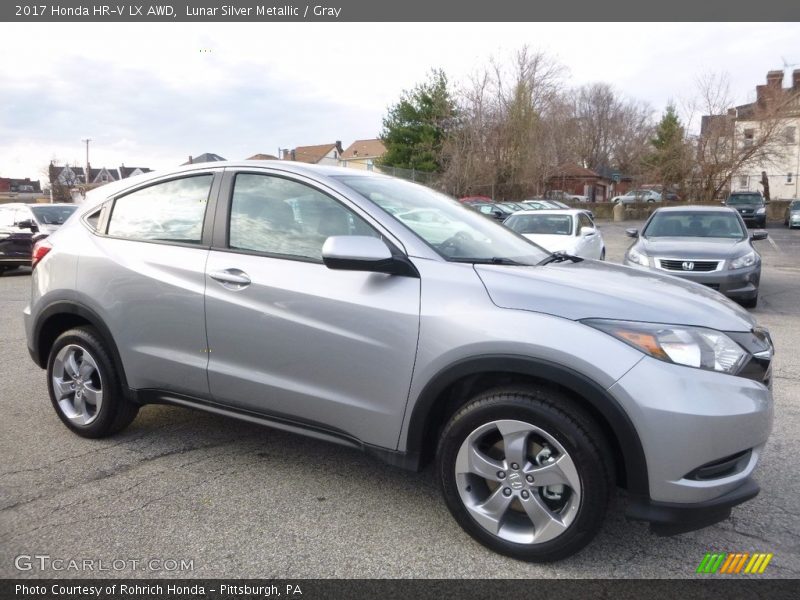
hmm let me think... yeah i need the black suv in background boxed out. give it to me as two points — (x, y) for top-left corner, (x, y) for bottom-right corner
(724, 192), (767, 228)
(0, 203), (77, 274)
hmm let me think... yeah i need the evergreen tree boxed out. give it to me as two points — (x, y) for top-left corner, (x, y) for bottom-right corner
(379, 69), (457, 173)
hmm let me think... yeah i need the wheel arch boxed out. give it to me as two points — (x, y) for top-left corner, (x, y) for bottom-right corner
(33, 301), (131, 394)
(405, 355), (649, 496)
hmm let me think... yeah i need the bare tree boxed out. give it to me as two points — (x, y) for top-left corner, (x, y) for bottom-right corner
(689, 72), (797, 200)
(441, 46), (565, 198)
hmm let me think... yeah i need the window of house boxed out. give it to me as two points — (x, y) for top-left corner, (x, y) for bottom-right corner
(743, 129), (755, 146)
(107, 175), (212, 243)
(789, 173), (794, 184)
(785, 127), (796, 144)
(228, 173), (378, 261)
(738, 175), (749, 189)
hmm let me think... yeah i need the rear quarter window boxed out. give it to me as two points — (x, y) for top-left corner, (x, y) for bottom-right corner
(107, 175), (213, 244)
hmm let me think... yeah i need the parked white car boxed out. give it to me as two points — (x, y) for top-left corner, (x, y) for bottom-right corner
(504, 209), (605, 260)
(611, 189), (662, 204)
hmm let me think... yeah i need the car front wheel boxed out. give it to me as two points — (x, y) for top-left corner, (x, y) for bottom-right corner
(437, 386), (613, 562)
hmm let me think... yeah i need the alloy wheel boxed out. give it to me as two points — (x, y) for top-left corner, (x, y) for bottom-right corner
(454, 419), (581, 544)
(51, 344), (104, 425)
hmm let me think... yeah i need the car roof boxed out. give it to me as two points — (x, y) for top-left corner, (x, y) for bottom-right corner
(510, 209), (585, 216)
(82, 160), (387, 208)
(652, 205), (736, 213)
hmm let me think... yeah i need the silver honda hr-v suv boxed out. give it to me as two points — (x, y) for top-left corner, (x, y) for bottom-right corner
(24, 162), (774, 562)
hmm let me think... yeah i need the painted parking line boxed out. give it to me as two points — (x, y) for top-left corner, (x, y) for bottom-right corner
(768, 235), (782, 253)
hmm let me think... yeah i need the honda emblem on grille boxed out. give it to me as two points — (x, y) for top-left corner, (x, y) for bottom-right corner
(682, 261), (695, 271)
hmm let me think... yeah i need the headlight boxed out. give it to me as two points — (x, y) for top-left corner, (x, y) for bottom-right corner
(627, 248), (649, 266)
(584, 319), (748, 374)
(756, 207), (766, 214)
(730, 251), (757, 270)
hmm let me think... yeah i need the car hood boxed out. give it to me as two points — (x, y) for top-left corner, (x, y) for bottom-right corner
(474, 260), (755, 332)
(520, 234), (576, 253)
(638, 236), (749, 259)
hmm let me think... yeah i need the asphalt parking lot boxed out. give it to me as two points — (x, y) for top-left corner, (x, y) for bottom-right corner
(1, 220), (798, 579)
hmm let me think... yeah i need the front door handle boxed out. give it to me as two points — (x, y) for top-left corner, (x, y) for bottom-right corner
(209, 268), (251, 289)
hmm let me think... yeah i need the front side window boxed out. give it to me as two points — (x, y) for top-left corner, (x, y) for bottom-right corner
(0, 208), (13, 227)
(107, 175), (212, 243)
(228, 173), (378, 261)
(578, 213), (593, 231)
(335, 175), (550, 264)
(644, 212), (745, 239)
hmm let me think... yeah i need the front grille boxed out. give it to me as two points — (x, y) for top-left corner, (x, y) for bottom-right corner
(739, 208), (753, 215)
(659, 259), (719, 272)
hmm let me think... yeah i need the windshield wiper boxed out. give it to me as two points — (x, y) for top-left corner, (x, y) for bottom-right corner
(537, 251), (584, 266)
(450, 257), (524, 265)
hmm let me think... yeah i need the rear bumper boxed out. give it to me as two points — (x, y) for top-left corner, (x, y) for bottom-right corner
(627, 478), (760, 535)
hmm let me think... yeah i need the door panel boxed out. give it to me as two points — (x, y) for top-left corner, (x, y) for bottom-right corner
(204, 252), (420, 447)
(75, 172), (218, 398)
(78, 239), (211, 397)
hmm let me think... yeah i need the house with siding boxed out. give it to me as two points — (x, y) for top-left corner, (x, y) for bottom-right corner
(282, 142), (344, 165)
(339, 139), (386, 171)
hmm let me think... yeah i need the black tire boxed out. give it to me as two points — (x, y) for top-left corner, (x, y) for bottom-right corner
(741, 295), (758, 309)
(436, 385), (613, 562)
(46, 326), (138, 438)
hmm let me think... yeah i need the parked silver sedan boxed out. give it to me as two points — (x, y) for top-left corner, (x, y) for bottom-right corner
(623, 206), (767, 308)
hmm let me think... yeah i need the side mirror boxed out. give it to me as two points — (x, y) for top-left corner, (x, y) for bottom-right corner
(322, 236), (412, 275)
(625, 228), (639, 238)
(16, 219), (38, 231)
(492, 209), (503, 218)
(750, 230), (768, 241)
(580, 226), (596, 237)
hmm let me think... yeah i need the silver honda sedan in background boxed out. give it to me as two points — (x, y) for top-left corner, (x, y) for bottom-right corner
(623, 206), (767, 308)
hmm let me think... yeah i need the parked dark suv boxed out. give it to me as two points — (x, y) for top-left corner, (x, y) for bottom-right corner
(724, 192), (767, 228)
(0, 203), (77, 274)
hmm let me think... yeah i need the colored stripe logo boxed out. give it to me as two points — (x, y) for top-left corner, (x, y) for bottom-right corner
(696, 552), (773, 574)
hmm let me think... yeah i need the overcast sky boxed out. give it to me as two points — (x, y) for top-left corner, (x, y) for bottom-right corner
(1, 22), (799, 182)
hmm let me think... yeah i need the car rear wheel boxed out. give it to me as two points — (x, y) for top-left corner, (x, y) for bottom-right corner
(436, 386), (613, 562)
(47, 326), (139, 438)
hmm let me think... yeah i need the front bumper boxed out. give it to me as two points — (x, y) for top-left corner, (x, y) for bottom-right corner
(622, 259), (760, 300)
(739, 213), (766, 227)
(608, 355), (772, 529)
(627, 478), (760, 535)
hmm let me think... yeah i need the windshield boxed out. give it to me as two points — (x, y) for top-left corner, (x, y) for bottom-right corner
(334, 175), (550, 264)
(727, 194), (763, 206)
(506, 214), (573, 236)
(643, 211), (745, 239)
(789, 200), (800, 210)
(30, 205), (77, 225)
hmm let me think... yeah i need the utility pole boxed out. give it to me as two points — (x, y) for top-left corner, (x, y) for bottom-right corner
(81, 138), (92, 185)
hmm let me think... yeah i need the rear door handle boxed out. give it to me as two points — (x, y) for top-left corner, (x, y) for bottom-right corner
(209, 268), (251, 289)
